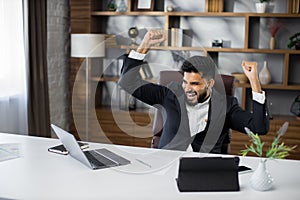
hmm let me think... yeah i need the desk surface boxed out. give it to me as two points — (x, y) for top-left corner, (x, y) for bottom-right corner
(1, 133), (300, 200)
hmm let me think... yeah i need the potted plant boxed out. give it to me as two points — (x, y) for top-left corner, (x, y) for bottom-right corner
(241, 122), (296, 191)
(287, 32), (300, 50)
(255, 0), (270, 13)
(107, 0), (117, 11)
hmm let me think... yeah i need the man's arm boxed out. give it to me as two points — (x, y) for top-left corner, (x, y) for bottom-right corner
(228, 96), (269, 135)
(228, 61), (269, 134)
(241, 61), (265, 104)
(136, 29), (166, 54)
(118, 30), (168, 106)
(120, 29), (166, 78)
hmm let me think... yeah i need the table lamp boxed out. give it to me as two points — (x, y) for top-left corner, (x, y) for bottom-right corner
(71, 34), (105, 141)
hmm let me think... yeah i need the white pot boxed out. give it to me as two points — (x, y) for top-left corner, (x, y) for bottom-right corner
(255, 2), (267, 13)
(259, 61), (272, 85)
(250, 159), (273, 191)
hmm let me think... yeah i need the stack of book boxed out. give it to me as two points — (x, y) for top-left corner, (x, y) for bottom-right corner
(205, 0), (223, 12)
(170, 28), (193, 47)
(171, 28), (183, 47)
(290, 0), (299, 13)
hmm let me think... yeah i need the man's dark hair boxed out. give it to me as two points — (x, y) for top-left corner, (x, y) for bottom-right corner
(180, 55), (216, 79)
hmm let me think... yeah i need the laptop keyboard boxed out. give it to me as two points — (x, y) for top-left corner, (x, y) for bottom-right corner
(84, 150), (116, 168)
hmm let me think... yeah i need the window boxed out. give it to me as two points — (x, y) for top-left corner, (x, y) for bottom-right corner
(0, 0), (28, 134)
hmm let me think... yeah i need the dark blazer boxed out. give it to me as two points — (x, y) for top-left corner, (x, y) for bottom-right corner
(118, 54), (270, 153)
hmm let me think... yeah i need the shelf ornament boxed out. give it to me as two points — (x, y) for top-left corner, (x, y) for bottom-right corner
(259, 61), (271, 85)
(269, 21), (282, 50)
(290, 95), (300, 120)
(241, 122), (297, 191)
(107, 0), (118, 11)
(287, 32), (300, 50)
(255, 0), (270, 13)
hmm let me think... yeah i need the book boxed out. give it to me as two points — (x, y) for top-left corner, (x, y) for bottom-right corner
(295, 0), (299, 13)
(171, 28), (177, 47)
(170, 28), (183, 47)
(205, 0), (223, 12)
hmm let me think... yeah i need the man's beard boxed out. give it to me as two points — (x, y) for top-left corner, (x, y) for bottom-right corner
(185, 88), (209, 106)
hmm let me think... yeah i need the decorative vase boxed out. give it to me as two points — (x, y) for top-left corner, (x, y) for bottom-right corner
(270, 36), (275, 50)
(255, 2), (267, 13)
(250, 159), (273, 191)
(117, 0), (127, 12)
(259, 61), (272, 85)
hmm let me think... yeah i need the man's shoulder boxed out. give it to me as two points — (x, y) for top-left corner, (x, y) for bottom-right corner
(160, 81), (184, 97)
(167, 81), (183, 90)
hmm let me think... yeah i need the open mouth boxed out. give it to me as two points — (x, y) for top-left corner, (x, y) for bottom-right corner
(186, 91), (197, 100)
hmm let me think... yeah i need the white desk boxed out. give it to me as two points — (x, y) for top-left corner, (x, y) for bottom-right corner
(1, 133), (300, 200)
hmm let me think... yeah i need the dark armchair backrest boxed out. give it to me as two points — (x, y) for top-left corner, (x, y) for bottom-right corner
(151, 70), (235, 152)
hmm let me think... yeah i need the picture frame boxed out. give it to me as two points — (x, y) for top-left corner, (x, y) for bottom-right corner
(134, 0), (154, 11)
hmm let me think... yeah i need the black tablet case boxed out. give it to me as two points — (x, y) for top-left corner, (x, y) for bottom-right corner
(177, 157), (240, 192)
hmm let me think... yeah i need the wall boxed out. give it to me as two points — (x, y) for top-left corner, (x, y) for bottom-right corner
(47, 0), (71, 136)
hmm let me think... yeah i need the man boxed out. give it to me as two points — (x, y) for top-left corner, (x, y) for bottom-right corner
(118, 30), (269, 153)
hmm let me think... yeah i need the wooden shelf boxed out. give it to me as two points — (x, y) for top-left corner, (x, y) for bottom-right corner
(108, 45), (300, 54)
(91, 11), (300, 18)
(91, 76), (120, 82)
(235, 83), (300, 90)
(91, 76), (156, 84)
(91, 11), (166, 16)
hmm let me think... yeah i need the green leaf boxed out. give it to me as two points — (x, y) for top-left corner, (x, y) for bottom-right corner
(241, 127), (297, 159)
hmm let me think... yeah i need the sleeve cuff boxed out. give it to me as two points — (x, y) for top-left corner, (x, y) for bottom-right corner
(252, 90), (265, 104)
(128, 50), (146, 60)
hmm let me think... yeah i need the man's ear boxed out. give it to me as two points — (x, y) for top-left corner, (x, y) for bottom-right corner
(208, 79), (215, 89)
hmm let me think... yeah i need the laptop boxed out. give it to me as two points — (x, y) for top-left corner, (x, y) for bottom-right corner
(51, 124), (131, 170)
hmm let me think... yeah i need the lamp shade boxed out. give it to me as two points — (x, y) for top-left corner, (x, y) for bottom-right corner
(71, 34), (105, 58)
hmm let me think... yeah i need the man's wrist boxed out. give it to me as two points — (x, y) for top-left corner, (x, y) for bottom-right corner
(252, 90), (265, 104)
(128, 50), (146, 60)
(249, 78), (262, 93)
(136, 46), (149, 54)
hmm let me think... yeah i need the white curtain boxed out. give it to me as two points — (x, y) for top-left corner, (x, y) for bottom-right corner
(0, 0), (28, 134)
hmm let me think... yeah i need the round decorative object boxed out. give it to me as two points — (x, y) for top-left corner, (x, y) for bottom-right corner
(128, 27), (139, 46)
(166, 5), (174, 12)
(250, 159), (273, 191)
(259, 61), (272, 85)
(290, 95), (300, 117)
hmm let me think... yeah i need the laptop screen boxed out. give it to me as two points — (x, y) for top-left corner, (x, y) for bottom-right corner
(51, 124), (92, 168)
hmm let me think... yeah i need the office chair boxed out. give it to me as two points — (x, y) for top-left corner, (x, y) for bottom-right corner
(151, 70), (235, 154)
